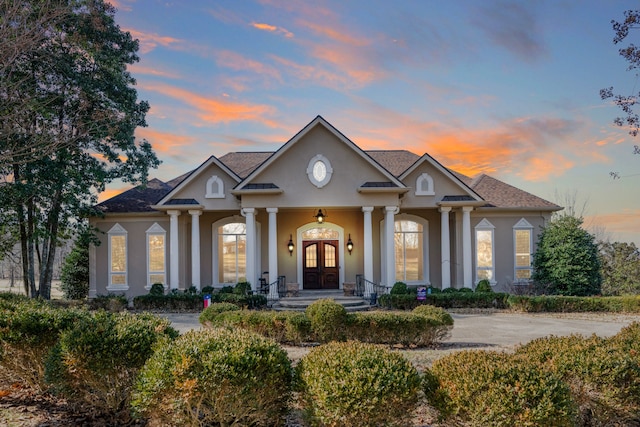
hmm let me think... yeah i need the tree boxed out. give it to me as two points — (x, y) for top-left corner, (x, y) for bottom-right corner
(0, 0), (160, 299)
(60, 237), (89, 299)
(532, 215), (602, 296)
(600, 9), (640, 177)
(598, 241), (640, 296)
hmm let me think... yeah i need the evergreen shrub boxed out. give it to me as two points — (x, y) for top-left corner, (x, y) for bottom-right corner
(305, 298), (347, 342)
(430, 350), (576, 426)
(132, 328), (292, 427)
(475, 279), (493, 293)
(295, 341), (422, 427)
(45, 311), (177, 420)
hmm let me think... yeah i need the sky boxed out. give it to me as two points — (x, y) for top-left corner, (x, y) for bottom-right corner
(106, 0), (640, 246)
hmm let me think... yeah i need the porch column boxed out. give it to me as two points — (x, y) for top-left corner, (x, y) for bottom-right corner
(189, 209), (202, 290)
(462, 206), (473, 289)
(440, 206), (451, 289)
(362, 206), (374, 297)
(266, 208), (279, 300)
(168, 209), (181, 290)
(243, 208), (257, 292)
(384, 206), (397, 288)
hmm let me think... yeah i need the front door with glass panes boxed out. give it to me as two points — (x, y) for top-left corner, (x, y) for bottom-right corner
(302, 240), (339, 289)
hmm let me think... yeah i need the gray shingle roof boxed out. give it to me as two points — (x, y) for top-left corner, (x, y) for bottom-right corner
(97, 149), (559, 213)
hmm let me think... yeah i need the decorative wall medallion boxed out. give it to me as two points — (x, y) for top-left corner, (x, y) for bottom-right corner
(307, 154), (333, 188)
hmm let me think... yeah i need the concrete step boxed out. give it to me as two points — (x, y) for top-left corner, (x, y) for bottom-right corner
(270, 290), (371, 312)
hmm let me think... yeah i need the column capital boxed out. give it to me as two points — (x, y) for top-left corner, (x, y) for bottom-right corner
(266, 207), (279, 214)
(188, 209), (202, 216)
(439, 206), (452, 213)
(362, 206), (374, 213)
(384, 206), (398, 214)
(242, 207), (256, 216)
(462, 206), (474, 213)
(167, 209), (181, 216)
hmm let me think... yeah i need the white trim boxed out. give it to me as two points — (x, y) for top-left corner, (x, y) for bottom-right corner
(205, 175), (225, 198)
(211, 216), (261, 288)
(393, 214), (430, 286)
(295, 222), (345, 290)
(415, 173), (435, 196)
(306, 154), (333, 188)
(474, 218), (496, 285)
(513, 218), (534, 283)
(107, 223), (128, 292)
(145, 223), (167, 290)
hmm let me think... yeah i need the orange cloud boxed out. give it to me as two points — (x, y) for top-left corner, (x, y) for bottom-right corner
(125, 28), (181, 54)
(251, 22), (294, 38)
(128, 63), (180, 79)
(135, 128), (197, 154)
(216, 50), (282, 81)
(97, 185), (130, 203)
(141, 83), (277, 127)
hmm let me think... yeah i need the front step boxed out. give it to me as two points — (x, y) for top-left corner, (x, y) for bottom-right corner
(270, 290), (372, 312)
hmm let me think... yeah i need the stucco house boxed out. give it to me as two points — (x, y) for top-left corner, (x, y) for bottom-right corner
(89, 115), (561, 299)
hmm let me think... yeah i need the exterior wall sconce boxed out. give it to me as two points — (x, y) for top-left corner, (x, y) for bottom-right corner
(314, 209), (326, 224)
(287, 234), (294, 256)
(347, 234), (354, 254)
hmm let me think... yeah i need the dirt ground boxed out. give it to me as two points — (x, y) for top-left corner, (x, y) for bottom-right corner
(1, 310), (638, 426)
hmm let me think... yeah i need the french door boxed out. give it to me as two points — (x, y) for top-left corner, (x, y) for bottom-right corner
(302, 240), (339, 289)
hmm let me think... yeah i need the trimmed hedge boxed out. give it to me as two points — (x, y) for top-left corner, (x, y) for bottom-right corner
(295, 341), (422, 427)
(133, 291), (267, 311)
(379, 292), (509, 310)
(132, 328), (292, 426)
(201, 299), (453, 347)
(506, 294), (640, 313)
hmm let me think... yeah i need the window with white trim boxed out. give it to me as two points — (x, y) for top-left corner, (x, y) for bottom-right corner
(107, 224), (128, 290)
(475, 219), (495, 283)
(514, 219), (533, 281)
(146, 223), (166, 289)
(415, 173), (435, 196)
(395, 220), (424, 282)
(218, 222), (246, 284)
(206, 175), (224, 198)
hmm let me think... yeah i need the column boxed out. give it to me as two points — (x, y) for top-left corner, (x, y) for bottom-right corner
(168, 209), (181, 290)
(384, 206), (396, 288)
(462, 206), (473, 289)
(266, 208), (279, 300)
(440, 206), (451, 289)
(243, 208), (256, 292)
(362, 206), (374, 297)
(189, 209), (202, 290)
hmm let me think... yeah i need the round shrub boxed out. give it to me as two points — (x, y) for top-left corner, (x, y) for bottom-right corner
(149, 282), (165, 296)
(199, 302), (241, 325)
(390, 281), (408, 295)
(233, 281), (252, 295)
(442, 287), (458, 293)
(295, 341), (422, 427)
(60, 242), (90, 300)
(132, 328), (292, 426)
(305, 298), (347, 342)
(475, 279), (493, 293)
(412, 304), (454, 326)
(430, 350), (576, 426)
(200, 285), (214, 294)
(45, 311), (178, 420)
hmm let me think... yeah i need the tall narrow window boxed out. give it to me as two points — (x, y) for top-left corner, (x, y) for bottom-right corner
(218, 222), (246, 284)
(514, 219), (533, 282)
(475, 219), (495, 283)
(394, 220), (424, 282)
(107, 224), (128, 290)
(146, 223), (166, 289)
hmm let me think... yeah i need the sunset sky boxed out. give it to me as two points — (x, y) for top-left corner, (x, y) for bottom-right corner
(107, 0), (640, 246)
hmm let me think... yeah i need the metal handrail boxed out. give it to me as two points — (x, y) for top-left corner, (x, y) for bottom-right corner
(277, 275), (286, 298)
(355, 275), (389, 305)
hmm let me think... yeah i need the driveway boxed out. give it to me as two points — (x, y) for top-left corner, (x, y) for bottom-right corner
(162, 310), (640, 349)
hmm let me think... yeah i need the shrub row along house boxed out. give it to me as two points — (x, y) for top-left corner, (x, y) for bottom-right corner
(90, 116), (561, 299)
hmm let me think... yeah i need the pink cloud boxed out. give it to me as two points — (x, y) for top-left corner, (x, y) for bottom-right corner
(125, 28), (182, 54)
(251, 22), (294, 38)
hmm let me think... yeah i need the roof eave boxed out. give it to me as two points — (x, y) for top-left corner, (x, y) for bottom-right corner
(357, 187), (409, 194)
(150, 204), (205, 211)
(230, 189), (284, 195)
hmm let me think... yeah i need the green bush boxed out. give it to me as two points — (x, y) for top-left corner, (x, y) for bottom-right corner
(412, 304), (454, 325)
(149, 282), (165, 296)
(234, 281), (252, 295)
(507, 294), (640, 313)
(379, 292), (508, 310)
(430, 350), (576, 426)
(45, 311), (177, 420)
(132, 328), (292, 426)
(475, 279), (493, 292)
(0, 302), (88, 391)
(89, 293), (128, 311)
(390, 281), (408, 294)
(305, 298), (348, 342)
(345, 311), (451, 346)
(201, 285), (214, 294)
(60, 241), (90, 300)
(295, 341), (421, 427)
(515, 332), (640, 424)
(199, 302), (241, 325)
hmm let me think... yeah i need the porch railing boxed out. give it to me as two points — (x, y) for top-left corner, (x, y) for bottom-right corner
(355, 275), (390, 305)
(260, 275), (285, 302)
